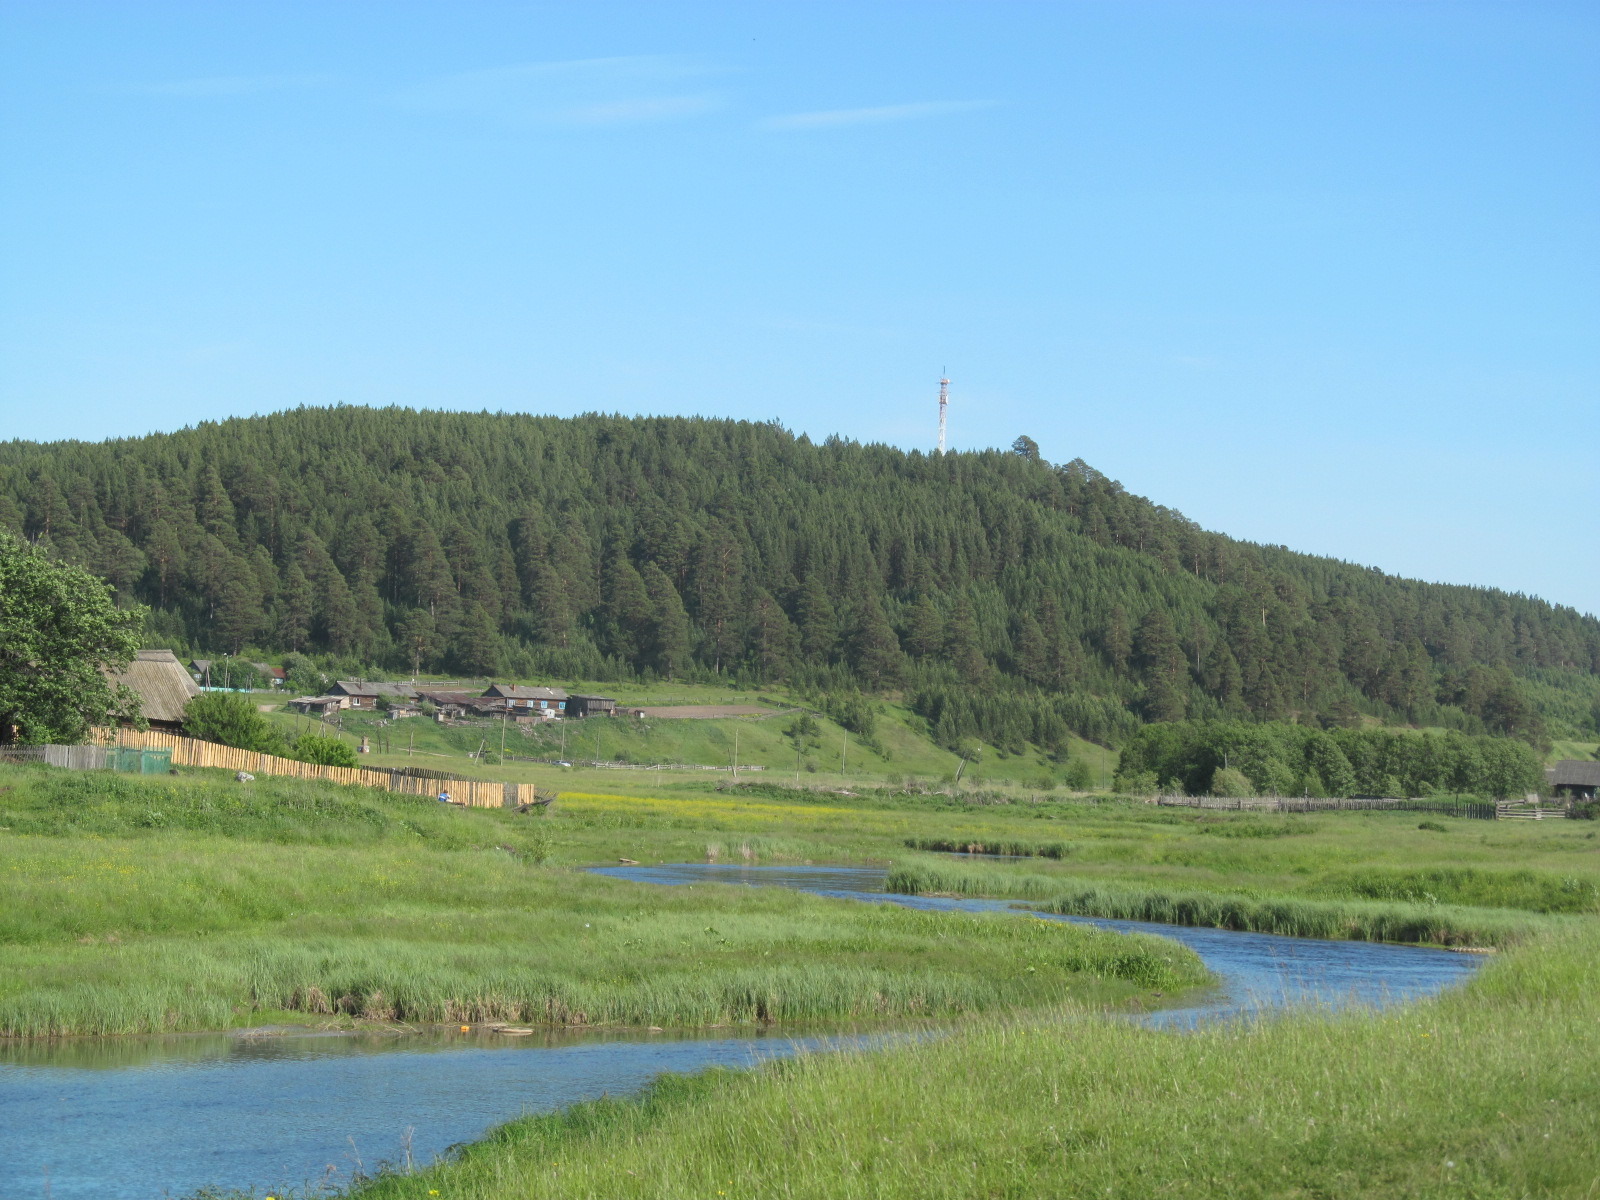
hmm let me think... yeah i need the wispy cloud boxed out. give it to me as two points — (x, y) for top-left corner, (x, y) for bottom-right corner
(762, 100), (994, 131)
(394, 55), (724, 126)
(133, 74), (335, 98)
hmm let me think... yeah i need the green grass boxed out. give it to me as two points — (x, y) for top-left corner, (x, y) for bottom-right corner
(0, 763), (1207, 1037)
(333, 921), (1600, 1200)
(886, 859), (1556, 947)
(10, 755), (1599, 1196)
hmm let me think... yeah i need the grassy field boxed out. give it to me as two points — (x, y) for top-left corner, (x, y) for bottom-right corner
(8, 753), (1598, 1196)
(343, 920), (1600, 1200)
(0, 763), (1205, 1037)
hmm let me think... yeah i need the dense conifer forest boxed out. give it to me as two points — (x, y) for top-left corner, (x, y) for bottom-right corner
(2, 407), (1596, 748)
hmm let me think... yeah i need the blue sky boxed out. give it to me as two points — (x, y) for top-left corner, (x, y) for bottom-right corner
(1, 1), (1595, 615)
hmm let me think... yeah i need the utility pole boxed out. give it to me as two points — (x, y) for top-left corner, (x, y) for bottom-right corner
(841, 731), (848, 778)
(732, 725), (739, 781)
(500, 714), (508, 763)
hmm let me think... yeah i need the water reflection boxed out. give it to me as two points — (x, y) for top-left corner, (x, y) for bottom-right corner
(0, 1026), (880, 1200)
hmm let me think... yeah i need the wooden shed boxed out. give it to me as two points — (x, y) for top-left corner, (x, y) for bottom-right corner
(568, 694), (618, 718)
(1546, 760), (1600, 802)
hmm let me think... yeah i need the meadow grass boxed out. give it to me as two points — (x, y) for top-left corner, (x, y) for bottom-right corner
(886, 858), (1564, 947)
(336, 920), (1600, 1200)
(0, 765), (1207, 1037)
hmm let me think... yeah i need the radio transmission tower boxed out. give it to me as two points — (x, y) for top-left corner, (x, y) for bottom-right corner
(937, 372), (950, 454)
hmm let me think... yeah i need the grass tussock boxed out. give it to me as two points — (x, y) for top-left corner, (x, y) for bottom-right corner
(903, 836), (1073, 858)
(1309, 866), (1600, 915)
(330, 922), (1600, 1200)
(887, 861), (1552, 948)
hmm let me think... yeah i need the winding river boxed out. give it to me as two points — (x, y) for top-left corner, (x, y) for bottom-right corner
(0, 863), (1483, 1199)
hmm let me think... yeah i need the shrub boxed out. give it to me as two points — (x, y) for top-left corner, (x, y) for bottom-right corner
(1060, 758), (1093, 790)
(293, 735), (358, 767)
(1209, 767), (1254, 798)
(183, 693), (288, 755)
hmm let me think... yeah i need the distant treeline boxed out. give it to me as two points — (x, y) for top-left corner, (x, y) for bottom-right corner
(1, 407), (1597, 742)
(1115, 720), (1545, 800)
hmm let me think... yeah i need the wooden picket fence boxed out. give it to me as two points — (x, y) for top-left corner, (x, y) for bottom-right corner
(91, 728), (539, 810)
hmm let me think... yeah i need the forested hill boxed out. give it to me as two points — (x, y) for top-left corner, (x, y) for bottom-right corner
(2, 407), (1597, 746)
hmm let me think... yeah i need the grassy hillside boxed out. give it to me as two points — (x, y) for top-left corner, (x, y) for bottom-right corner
(264, 681), (1119, 789)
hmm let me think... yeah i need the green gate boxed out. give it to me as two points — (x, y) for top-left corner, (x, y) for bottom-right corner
(109, 747), (174, 774)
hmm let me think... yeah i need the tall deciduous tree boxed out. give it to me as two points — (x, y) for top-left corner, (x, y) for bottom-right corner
(0, 529), (144, 743)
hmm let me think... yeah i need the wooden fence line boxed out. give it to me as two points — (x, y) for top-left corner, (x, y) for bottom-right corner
(90, 728), (537, 809)
(1155, 794), (1503, 819)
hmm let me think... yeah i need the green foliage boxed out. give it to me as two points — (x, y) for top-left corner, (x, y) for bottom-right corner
(182, 692), (288, 755)
(1117, 719), (1543, 799)
(1208, 766), (1254, 797)
(0, 408), (1595, 743)
(1059, 757), (1093, 790)
(291, 734), (358, 767)
(0, 526), (145, 743)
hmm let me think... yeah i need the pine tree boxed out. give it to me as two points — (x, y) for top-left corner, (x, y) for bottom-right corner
(797, 574), (838, 663)
(452, 603), (500, 676)
(529, 562), (575, 648)
(642, 562), (691, 679)
(214, 574), (263, 654)
(601, 551), (653, 662)
(399, 608), (439, 679)
(904, 593), (944, 658)
(749, 589), (798, 681)
(1103, 606), (1132, 673)
(944, 595), (989, 682)
(847, 592), (903, 688)
(276, 564), (313, 652)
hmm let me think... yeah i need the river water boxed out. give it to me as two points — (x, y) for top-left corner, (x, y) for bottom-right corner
(0, 862), (1483, 1199)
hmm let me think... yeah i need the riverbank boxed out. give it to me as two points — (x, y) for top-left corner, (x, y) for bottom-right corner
(343, 920), (1600, 1199)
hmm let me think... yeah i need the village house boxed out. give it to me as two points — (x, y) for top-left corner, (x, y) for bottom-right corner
(252, 663), (287, 688)
(481, 684), (568, 717)
(109, 649), (202, 733)
(1546, 760), (1600, 803)
(415, 689), (478, 719)
(287, 695), (347, 716)
(567, 694), (618, 719)
(330, 681), (420, 711)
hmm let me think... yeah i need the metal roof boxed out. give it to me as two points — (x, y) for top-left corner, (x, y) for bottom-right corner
(484, 684), (568, 700)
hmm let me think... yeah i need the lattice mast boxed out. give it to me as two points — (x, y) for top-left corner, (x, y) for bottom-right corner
(937, 373), (950, 454)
